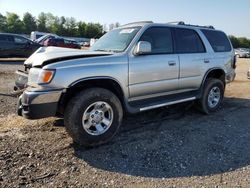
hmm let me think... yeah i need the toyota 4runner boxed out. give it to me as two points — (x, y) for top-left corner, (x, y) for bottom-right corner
(16, 21), (236, 147)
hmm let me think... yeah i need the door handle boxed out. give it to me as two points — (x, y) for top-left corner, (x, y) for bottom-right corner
(204, 59), (210, 63)
(168, 61), (176, 66)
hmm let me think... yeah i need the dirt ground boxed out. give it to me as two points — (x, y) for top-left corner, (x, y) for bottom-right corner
(1, 59), (250, 188)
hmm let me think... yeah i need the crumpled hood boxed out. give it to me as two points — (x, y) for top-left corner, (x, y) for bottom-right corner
(24, 46), (113, 67)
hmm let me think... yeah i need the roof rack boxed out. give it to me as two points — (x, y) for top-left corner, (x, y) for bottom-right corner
(122, 21), (153, 27)
(168, 21), (215, 29)
(167, 21), (185, 24)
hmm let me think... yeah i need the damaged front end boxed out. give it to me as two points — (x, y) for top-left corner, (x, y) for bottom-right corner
(14, 66), (29, 116)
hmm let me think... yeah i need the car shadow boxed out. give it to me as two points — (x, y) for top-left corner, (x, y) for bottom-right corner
(71, 97), (250, 178)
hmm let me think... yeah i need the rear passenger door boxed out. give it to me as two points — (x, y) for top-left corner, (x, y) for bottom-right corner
(174, 28), (208, 90)
(13, 36), (30, 57)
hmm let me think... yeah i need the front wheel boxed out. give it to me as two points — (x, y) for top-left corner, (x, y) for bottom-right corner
(198, 78), (225, 114)
(64, 88), (123, 147)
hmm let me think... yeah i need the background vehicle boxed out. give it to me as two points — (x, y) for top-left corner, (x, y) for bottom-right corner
(235, 48), (250, 58)
(37, 34), (81, 49)
(64, 39), (81, 49)
(0, 33), (42, 58)
(80, 41), (90, 47)
(16, 21), (236, 147)
(35, 34), (58, 44)
(30, 31), (51, 41)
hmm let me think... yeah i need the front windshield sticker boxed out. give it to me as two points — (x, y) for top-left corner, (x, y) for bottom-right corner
(120, 29), (135, 34)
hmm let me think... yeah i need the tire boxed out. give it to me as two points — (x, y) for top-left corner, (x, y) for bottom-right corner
(64, 88), (123, 147)
(198, 78), (225, 114)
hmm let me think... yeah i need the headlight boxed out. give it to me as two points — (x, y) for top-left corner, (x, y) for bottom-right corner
(28, 68), (56, 85)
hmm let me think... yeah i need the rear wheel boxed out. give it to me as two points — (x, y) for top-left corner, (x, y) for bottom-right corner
(64, 88), (123, 147)
(198, 78), (224, 114)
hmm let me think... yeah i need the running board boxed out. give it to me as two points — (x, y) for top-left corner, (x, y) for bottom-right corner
(139, 97), (196, 111)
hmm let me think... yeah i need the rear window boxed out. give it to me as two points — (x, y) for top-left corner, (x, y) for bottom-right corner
(175, 28), (205, 53)
(201, 30), (231, 52)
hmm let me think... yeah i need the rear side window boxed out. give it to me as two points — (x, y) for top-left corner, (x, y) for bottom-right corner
(175, 28), (205, 53)
(14, 36), (28, 44)
(201, 29), (231, 52)
(139, 27), (173, 54)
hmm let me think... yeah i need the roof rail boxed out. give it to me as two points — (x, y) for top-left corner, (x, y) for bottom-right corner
(168, 21), (215, 29)
(122, 21), (153, 27)
(167, 21), (185, 25)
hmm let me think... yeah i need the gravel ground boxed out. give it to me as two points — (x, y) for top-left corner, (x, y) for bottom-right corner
(1, 59), (250, 187)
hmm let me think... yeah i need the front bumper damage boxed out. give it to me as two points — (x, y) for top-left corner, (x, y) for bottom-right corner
(17, 89), (62, 119)
(15, 69), (63, 119)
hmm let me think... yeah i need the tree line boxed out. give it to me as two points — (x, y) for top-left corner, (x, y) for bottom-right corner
(0, 12), (250, 47)
(229, 36), (250, 49)
(0, 12), (108, 38)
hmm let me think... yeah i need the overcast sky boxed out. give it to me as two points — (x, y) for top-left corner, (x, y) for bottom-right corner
(0, 0), (249, 38)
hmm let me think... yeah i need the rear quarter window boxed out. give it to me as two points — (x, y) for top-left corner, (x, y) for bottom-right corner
(201, 29), (232, 52)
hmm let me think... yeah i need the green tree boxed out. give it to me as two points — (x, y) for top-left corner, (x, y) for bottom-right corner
(229, 35), (250, 49)
(238, 37), (250, 48)
(57, 16), (66, 35)
(77, 21), (87, 37)
(45, 13), (61, 34)
(37, 12), (47, 32)
(229, 35), (240, 48)
(65, 17), (77, 37)
(0, 13), (7, 32)
(22, 12), (37, 34)
(1, 11), (106, 38)
(6, 12), (23, 33)
(85, 23), (103, 38)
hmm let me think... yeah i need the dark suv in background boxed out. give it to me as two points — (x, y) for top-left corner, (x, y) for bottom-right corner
(36, 34), (81, 49)
(0, 33), (42, 58)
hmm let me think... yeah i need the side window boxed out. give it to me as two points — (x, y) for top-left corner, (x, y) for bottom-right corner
(201, 29), (231, 52)
(36, 34), (43, 39)
(14, 36), (28, 44)
(175, 28), (205, 53)
(0, 35), (14, 42)
(139, 27), (173, 54)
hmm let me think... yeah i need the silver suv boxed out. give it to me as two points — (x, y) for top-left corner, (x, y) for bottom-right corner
(16, 21), (236, 147)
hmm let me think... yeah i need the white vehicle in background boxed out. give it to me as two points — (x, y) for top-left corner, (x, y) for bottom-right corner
(90, 38), (98, 46)
(235, 48), (250, 58)
(30, 31), (51, 41)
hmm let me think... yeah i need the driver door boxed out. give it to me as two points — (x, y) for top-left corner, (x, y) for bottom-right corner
(128, 27), (179, 99)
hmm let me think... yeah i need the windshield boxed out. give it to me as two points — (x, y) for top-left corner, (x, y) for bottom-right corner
(91, 27), (141, 52)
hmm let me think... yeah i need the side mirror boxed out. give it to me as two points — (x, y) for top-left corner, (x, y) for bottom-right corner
(134, 41), (152, 55)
